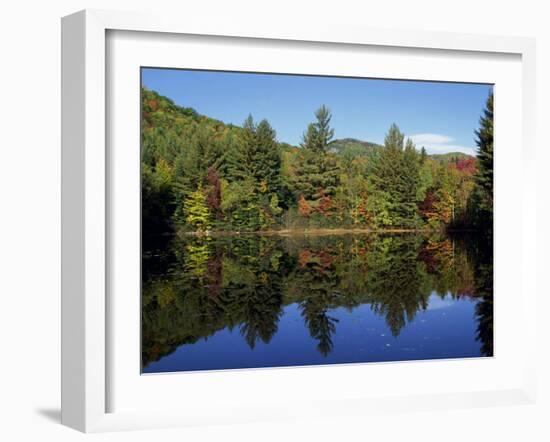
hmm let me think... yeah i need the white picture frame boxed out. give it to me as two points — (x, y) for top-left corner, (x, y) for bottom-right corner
(61, 9), (538, 433)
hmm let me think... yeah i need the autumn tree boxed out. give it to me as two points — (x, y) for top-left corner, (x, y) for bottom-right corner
(206, 166), (222, 216)
(141, 86), (487, 234)
(183, 186), (212, 232)
(298, 195), (313, 217)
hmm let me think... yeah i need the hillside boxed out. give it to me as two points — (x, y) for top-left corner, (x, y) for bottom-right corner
(142, 89), (475, 163)
(141, 86), (485, 234)
(429, 151), (476, 162)
(329, 137), (476, 163)
(329, 137), (382, 152)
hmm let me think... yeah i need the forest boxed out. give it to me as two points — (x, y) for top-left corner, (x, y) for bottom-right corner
(141, 84), (494, 369)
(141, 87), (493, 236)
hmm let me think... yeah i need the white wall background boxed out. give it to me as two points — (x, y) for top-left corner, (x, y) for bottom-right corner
(0, 1), (547, 441)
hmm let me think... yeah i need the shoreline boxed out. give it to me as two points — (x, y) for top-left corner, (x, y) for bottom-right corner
(178, 227), (478, 237)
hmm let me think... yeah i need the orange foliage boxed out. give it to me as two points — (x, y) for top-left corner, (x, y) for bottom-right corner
(298, 249), (313, 267)
(318, 193), (333, 215)
(318, 250), (334, 268)
(298, 195), (313, 217)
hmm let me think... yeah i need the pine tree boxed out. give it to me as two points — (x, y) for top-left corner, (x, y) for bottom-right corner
(367, 125), (420, 227)
(225, 115), (281, 196)
(301, 123), (320, 151)
(293, 106), (340, 207)
(314, 105), (335, 152)
(471, 92), (493, 232)
(465, 92), (493, 233)
(384, 123), (405, 151)
(402, 138), (422, 222)
(255, 119), (282, 196)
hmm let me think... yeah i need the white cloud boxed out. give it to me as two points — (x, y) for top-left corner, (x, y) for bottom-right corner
(407, 133), (476, 156)
(409, 133), (453, 145)
(425, 295), (454, 311)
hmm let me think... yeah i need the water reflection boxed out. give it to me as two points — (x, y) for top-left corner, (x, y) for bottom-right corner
(142, 233), (493, 372)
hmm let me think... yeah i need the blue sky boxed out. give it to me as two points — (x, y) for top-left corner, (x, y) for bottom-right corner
(142, 68), (492, 156)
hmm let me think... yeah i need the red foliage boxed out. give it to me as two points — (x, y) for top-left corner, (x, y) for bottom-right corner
(148, 99), (158, 111)
(206, 167), (221, 212)
(451, 157), (477, 175)
(418, 246), (437, 273)
(456, 287), (476, 299)
(318, 250), (334, 268)
(298, 249), (334, 270)
(206, 256), (222, 298)
(318, 193), (333, 215)
(418, 190), (436, 220)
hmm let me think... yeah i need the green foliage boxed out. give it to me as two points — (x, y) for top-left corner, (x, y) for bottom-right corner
(328, 138), (383, 157)
(430, 151), (474, 163)
(226, 115), (281, 193)
(313, 105), (335, 151)
(366, 125), (421, 228)
(469, 92), (494, 234)
(182, 186), (212, 232)
(420, 146), (428, 163)
(142, 233), (493, 366)
(301, 105), (335, 152)
(289, 106), (341, 221)
(384, 123), (405, 150)
(142, 158), (175, 234)
(141, 87), (490, 234)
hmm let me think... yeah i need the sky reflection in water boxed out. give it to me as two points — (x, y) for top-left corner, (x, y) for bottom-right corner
(142, 233), (493, 373)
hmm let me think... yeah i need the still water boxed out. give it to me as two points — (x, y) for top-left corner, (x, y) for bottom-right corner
(142, 233), (493, 373)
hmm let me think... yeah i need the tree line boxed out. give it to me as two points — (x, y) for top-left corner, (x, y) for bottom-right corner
(141, 87), (493, 235)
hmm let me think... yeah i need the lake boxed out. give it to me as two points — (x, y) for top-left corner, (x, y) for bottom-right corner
(141, 232), (493, 373)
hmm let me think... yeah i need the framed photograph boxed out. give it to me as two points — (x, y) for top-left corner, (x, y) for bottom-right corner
(61, 9), (538, 432)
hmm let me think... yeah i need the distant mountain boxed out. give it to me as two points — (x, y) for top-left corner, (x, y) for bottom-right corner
(330, 138), (476, 163)
(142, 89), (477, 166)
(429, 151), (476, 162)
(329, 138), (383, 157)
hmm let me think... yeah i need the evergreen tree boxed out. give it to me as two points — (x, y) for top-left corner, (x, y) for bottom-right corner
(301, 123), (320, 151)
(367, 125), (420, 227)
(470, 92), (494, 233)
(225, 115), (281, 195)
(255, 119), (282, 196)
(402, 138), (422, 221)
(313, 105), (335, 152)
(225, 115), (257, 182)
(292, 106), (340, 209)
(384, 123), (405, 151)
(420, 146), (428, 164)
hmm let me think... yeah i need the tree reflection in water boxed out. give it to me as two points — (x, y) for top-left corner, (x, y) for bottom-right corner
(141, 232), (493, 368)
